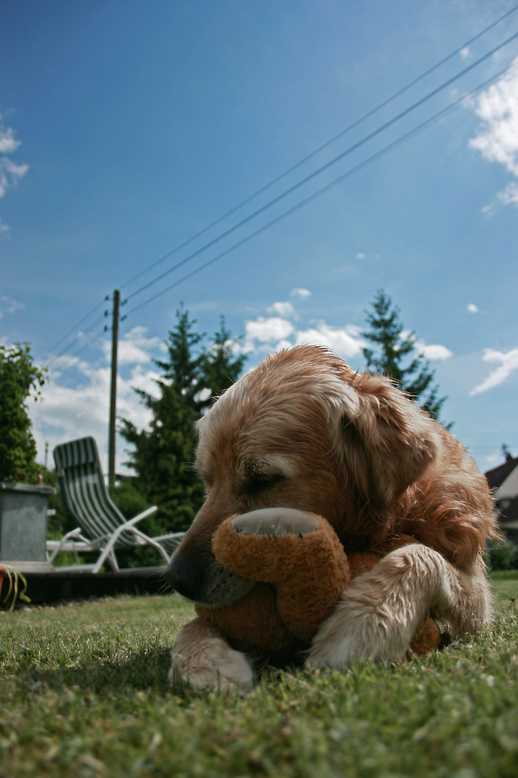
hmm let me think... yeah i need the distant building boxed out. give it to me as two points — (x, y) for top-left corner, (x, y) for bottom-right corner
(485, 453), (518, 544)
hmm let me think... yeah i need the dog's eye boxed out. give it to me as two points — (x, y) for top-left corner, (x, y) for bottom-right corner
(243, 473), (285, 496)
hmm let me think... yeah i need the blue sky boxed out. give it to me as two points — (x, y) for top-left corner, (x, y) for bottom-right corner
(1, 0), (517, 475)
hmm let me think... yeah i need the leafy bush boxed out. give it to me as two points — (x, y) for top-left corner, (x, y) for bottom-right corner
(0, 343), (46, 483)
(487, 540), (518, 571)
(39, 465), (75, 539)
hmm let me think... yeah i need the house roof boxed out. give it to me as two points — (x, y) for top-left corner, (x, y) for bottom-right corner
(485, 455), (518, 531)
(485, 455), (518, 491)
(496, 467), (518, 501)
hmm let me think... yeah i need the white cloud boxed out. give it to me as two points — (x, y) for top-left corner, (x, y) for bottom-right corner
(31, 354), (161, 475)
(467, 303), (479, 313)
(344, 323), (363, 337)
(294, 322), (365, 357)
(243, 308), (366, 360)
(0, 295), (24, 319)
(469, 59), (518, 204)
(355, 252), (366, 259)
(274, 339), (294, 352)
(290, 288), (311, 300)
(480, 181), (518, 214)
(396, 334), (453, 361)
(421, 343), (453, 361)
(0, 124), (21, 154)
(498, 181), (518, 206)
(28, 325), (166, 474)
(481, 202), (496, 217)
(0, 157), (29, 198)
(0, 116), (29, 232)
(101, 326), (160, 366)
(470, 347), (518, 395)
(416, 342), (453, 361)
(245, 316), (295, 345)
(267, 301), (296, 318)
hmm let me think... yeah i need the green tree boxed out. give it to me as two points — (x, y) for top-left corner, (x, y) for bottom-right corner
(153, 306), (206, 411)
(120, 382), (203, 533)
(0, 343), (46, 482)
(362, 290), (448, 423)
(38, 464), (73, 538)
(120, 308), (246, 533)
(201, 316), (247, 401)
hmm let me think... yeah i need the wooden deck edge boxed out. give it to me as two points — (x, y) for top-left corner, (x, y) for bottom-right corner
(0, 566), (172, 606)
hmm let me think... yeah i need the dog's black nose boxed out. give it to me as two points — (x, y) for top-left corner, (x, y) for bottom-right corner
(164, 552), (203, 601)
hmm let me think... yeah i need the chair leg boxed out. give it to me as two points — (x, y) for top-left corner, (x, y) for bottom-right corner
(107, 549), (119, 572)
(47, 527), (83, 564)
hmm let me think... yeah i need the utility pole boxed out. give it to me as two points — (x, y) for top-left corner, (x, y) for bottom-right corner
(108, 290), (120, 487)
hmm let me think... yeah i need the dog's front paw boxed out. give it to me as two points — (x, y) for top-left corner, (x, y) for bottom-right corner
(308, 600), (407, 670)
(307, 550), (429, 669)
(169, 618), (253, 691)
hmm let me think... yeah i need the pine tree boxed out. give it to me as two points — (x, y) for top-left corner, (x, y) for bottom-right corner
(201, 316), (247, 401)
(362, 290), (448, 423)
(120, 308), (247, 532)
(119, 381), (203, 532)
(153, 306), (206, 411)
(0, 343), (46, 482)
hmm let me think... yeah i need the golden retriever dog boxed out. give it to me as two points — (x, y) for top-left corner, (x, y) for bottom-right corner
(165, 346), (495, 690)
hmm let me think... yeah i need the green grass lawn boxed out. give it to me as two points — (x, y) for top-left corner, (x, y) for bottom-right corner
(1, 577), (517, 778)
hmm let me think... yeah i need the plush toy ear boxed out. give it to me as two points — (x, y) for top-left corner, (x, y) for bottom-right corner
(336, 373), (440, 510)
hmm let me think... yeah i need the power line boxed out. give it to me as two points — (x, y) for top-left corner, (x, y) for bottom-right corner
(46, 313), (109, 367)
(37, 296), (109, 363)
(121, 29), (518, 307)
(35, 8), (518, 370)
(49, 326), (110, 373)
(123, 59), (518, 318)
(118, 4), (518, 294)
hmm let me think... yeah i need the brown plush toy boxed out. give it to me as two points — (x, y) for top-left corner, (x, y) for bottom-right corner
(196, 508), (442, 666)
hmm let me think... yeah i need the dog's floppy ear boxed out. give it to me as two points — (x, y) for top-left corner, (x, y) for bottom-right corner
(335, 373), (440, 509)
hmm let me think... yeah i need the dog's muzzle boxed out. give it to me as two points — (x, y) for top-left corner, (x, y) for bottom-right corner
(164, 550), (256, 607)
(164, 551), (203, 602)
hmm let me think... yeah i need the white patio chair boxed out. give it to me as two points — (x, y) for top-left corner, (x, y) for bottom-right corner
(48, 436), (184, 573)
